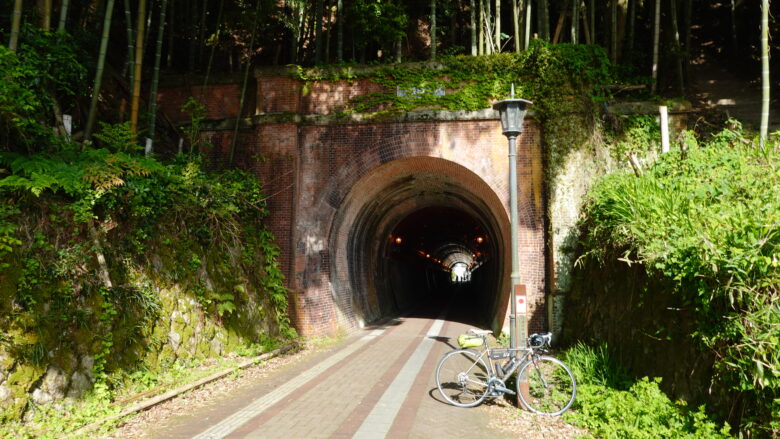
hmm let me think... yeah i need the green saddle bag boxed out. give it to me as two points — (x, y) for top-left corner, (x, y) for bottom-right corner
(457, 334), (483, 348)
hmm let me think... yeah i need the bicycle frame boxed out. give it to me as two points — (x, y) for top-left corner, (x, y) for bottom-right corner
(471, 338), (534, 383)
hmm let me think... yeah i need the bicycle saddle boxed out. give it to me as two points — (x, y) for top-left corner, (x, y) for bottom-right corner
(468, 328), (492, 336)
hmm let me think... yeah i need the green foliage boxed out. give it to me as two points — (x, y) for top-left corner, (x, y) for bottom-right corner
(181, 97), (211, 154)
(345, 0), (408, 53)
(295, 41), (616, 117)
(92, 122), (142, 154)
(0, 147), (296, 422)
(577, 124), (780, 434)
(0, 25), (86, 154)
(610, 114), (661, 158)
(562, 344), (731, 439)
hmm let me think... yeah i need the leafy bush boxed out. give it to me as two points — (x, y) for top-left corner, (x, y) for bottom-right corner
(0, 25), (86, 153)
(0, 146), (295, 421)
(576, 124), (780, 435)
(562, 343), (731, 439)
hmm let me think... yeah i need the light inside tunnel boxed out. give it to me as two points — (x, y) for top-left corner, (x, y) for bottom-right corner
(377, 206), (500, 323)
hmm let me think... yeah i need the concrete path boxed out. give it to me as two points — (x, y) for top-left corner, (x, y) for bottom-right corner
(146, 311), (514, 439)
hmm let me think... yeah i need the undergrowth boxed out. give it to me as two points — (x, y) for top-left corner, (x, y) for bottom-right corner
(575, 122), (780, 435)
(562, 343), (731, 439)
(0, 347), (275, 439)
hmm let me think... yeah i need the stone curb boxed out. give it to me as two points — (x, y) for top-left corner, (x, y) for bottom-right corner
(69, 343), (298, 438)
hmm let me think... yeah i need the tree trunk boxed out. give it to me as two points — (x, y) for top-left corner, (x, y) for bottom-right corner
(198, 0), (208, 69)
(58, 0), (69, 31)
(325, 0), (333, 63)
(582, 1), (592, 43)
(147, 0), (168, 154)
(571, 0), (578, 43)
(479, 0), (484, 54)
(589, 0), (595, 45)
(537, 0), (549, 41)
(9, 0), (23, 51)
(760, 0), (769, 149)
(41, 0), (52, 31)
(552, 0), (568, 44)
(431, 0), (437, 59)
(471, 0), (477, 55)
(651, 0), (660, 94)
(84, 0), (116, 141)
(730, 0), (738, 55)
(495, 0), (500, 52)
(188, 0), (197, 71)
(337, 0), (343, 62)
(166, 0), (174, 68)
(202, 0), (224, 96)
(525, 0), (531, 48)
(670, 0), (684, 95)
(683, 0), (692, 82)
(610, 0), (617, 62)
(130, 0), (147, 135)
(230, 0), (261, 166)
(513, 0), (520, 52)
(484, 0), (493, 53)
(626, 0), (635, 57)
(123, 0), (135, 88)
(314, 0), (323, 64)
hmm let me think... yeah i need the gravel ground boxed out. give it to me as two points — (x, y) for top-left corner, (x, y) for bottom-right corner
(485, 398), (590, 439)
(101, 343), (323, 439)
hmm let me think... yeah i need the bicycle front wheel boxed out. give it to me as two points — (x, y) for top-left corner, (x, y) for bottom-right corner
(435, 349), (490, 408)
(517, 355), (576, 416)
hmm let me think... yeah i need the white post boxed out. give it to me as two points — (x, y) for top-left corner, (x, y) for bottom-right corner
(178, 138), (184, 154)
(63, 114), (72, 139)
(145, 137), (153, 156)
(660, 105), (670, 153)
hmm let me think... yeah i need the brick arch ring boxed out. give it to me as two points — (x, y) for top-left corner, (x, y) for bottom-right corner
(300, 122), (545, 334)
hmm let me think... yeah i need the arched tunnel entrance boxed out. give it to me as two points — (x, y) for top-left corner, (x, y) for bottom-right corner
(330, 157), (511, 331)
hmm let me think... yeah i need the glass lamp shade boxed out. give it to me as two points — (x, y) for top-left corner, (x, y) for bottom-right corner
(492, 98), (532, 136)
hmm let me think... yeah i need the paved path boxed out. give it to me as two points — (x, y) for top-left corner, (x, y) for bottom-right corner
(146, 309), (514, 439)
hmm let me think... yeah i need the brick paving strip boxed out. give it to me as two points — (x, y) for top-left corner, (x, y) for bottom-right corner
(385, 319), (452, 437)
(188, 329), (383, 438)
(327, 319), (436, 438)
(186, 312), (448, 439)
(223, 318), (409, 438)
(349, 316), (446, 439)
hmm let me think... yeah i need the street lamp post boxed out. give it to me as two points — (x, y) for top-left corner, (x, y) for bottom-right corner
(492, 85), (532, 352)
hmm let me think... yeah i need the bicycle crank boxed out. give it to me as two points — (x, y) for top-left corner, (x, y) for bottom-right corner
(487, 378), (516, 397)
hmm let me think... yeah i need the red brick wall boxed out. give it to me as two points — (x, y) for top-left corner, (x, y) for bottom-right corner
(160, 73), (546, 337)
(157, 84), (242, 123)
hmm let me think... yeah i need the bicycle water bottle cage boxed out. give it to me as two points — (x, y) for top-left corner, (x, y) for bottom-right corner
(457, 334), (483, 348)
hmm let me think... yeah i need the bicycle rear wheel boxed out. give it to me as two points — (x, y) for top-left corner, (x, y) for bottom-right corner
(516, 355), (576, 416)
(435, 349), (490, 407)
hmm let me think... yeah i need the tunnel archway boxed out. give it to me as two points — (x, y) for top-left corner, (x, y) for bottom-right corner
(329, 157), (511, 331)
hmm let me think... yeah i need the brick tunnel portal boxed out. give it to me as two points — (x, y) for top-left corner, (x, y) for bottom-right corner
(330, 157), (511, 331)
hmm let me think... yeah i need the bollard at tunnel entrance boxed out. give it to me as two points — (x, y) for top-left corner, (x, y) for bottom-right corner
(514, 284), (530, 406)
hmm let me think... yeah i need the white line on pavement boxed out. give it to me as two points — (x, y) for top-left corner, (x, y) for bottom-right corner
(351, 317), (446, 439)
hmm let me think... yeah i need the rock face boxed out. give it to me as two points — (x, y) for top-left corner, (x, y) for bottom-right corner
(563, 255), (719, 406)
(31, 367), (69, 404)
(0, 243), (280, 422)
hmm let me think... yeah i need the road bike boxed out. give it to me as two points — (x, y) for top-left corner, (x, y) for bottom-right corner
(435, 329), (576, 416)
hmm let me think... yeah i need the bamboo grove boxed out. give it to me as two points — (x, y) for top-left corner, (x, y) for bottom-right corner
(1, 1), (777, 153)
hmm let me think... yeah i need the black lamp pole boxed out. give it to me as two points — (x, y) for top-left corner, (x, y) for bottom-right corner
(492, 85), (532, 351)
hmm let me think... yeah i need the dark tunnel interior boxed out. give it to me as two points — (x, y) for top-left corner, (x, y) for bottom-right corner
(377, 206), (502, 326)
